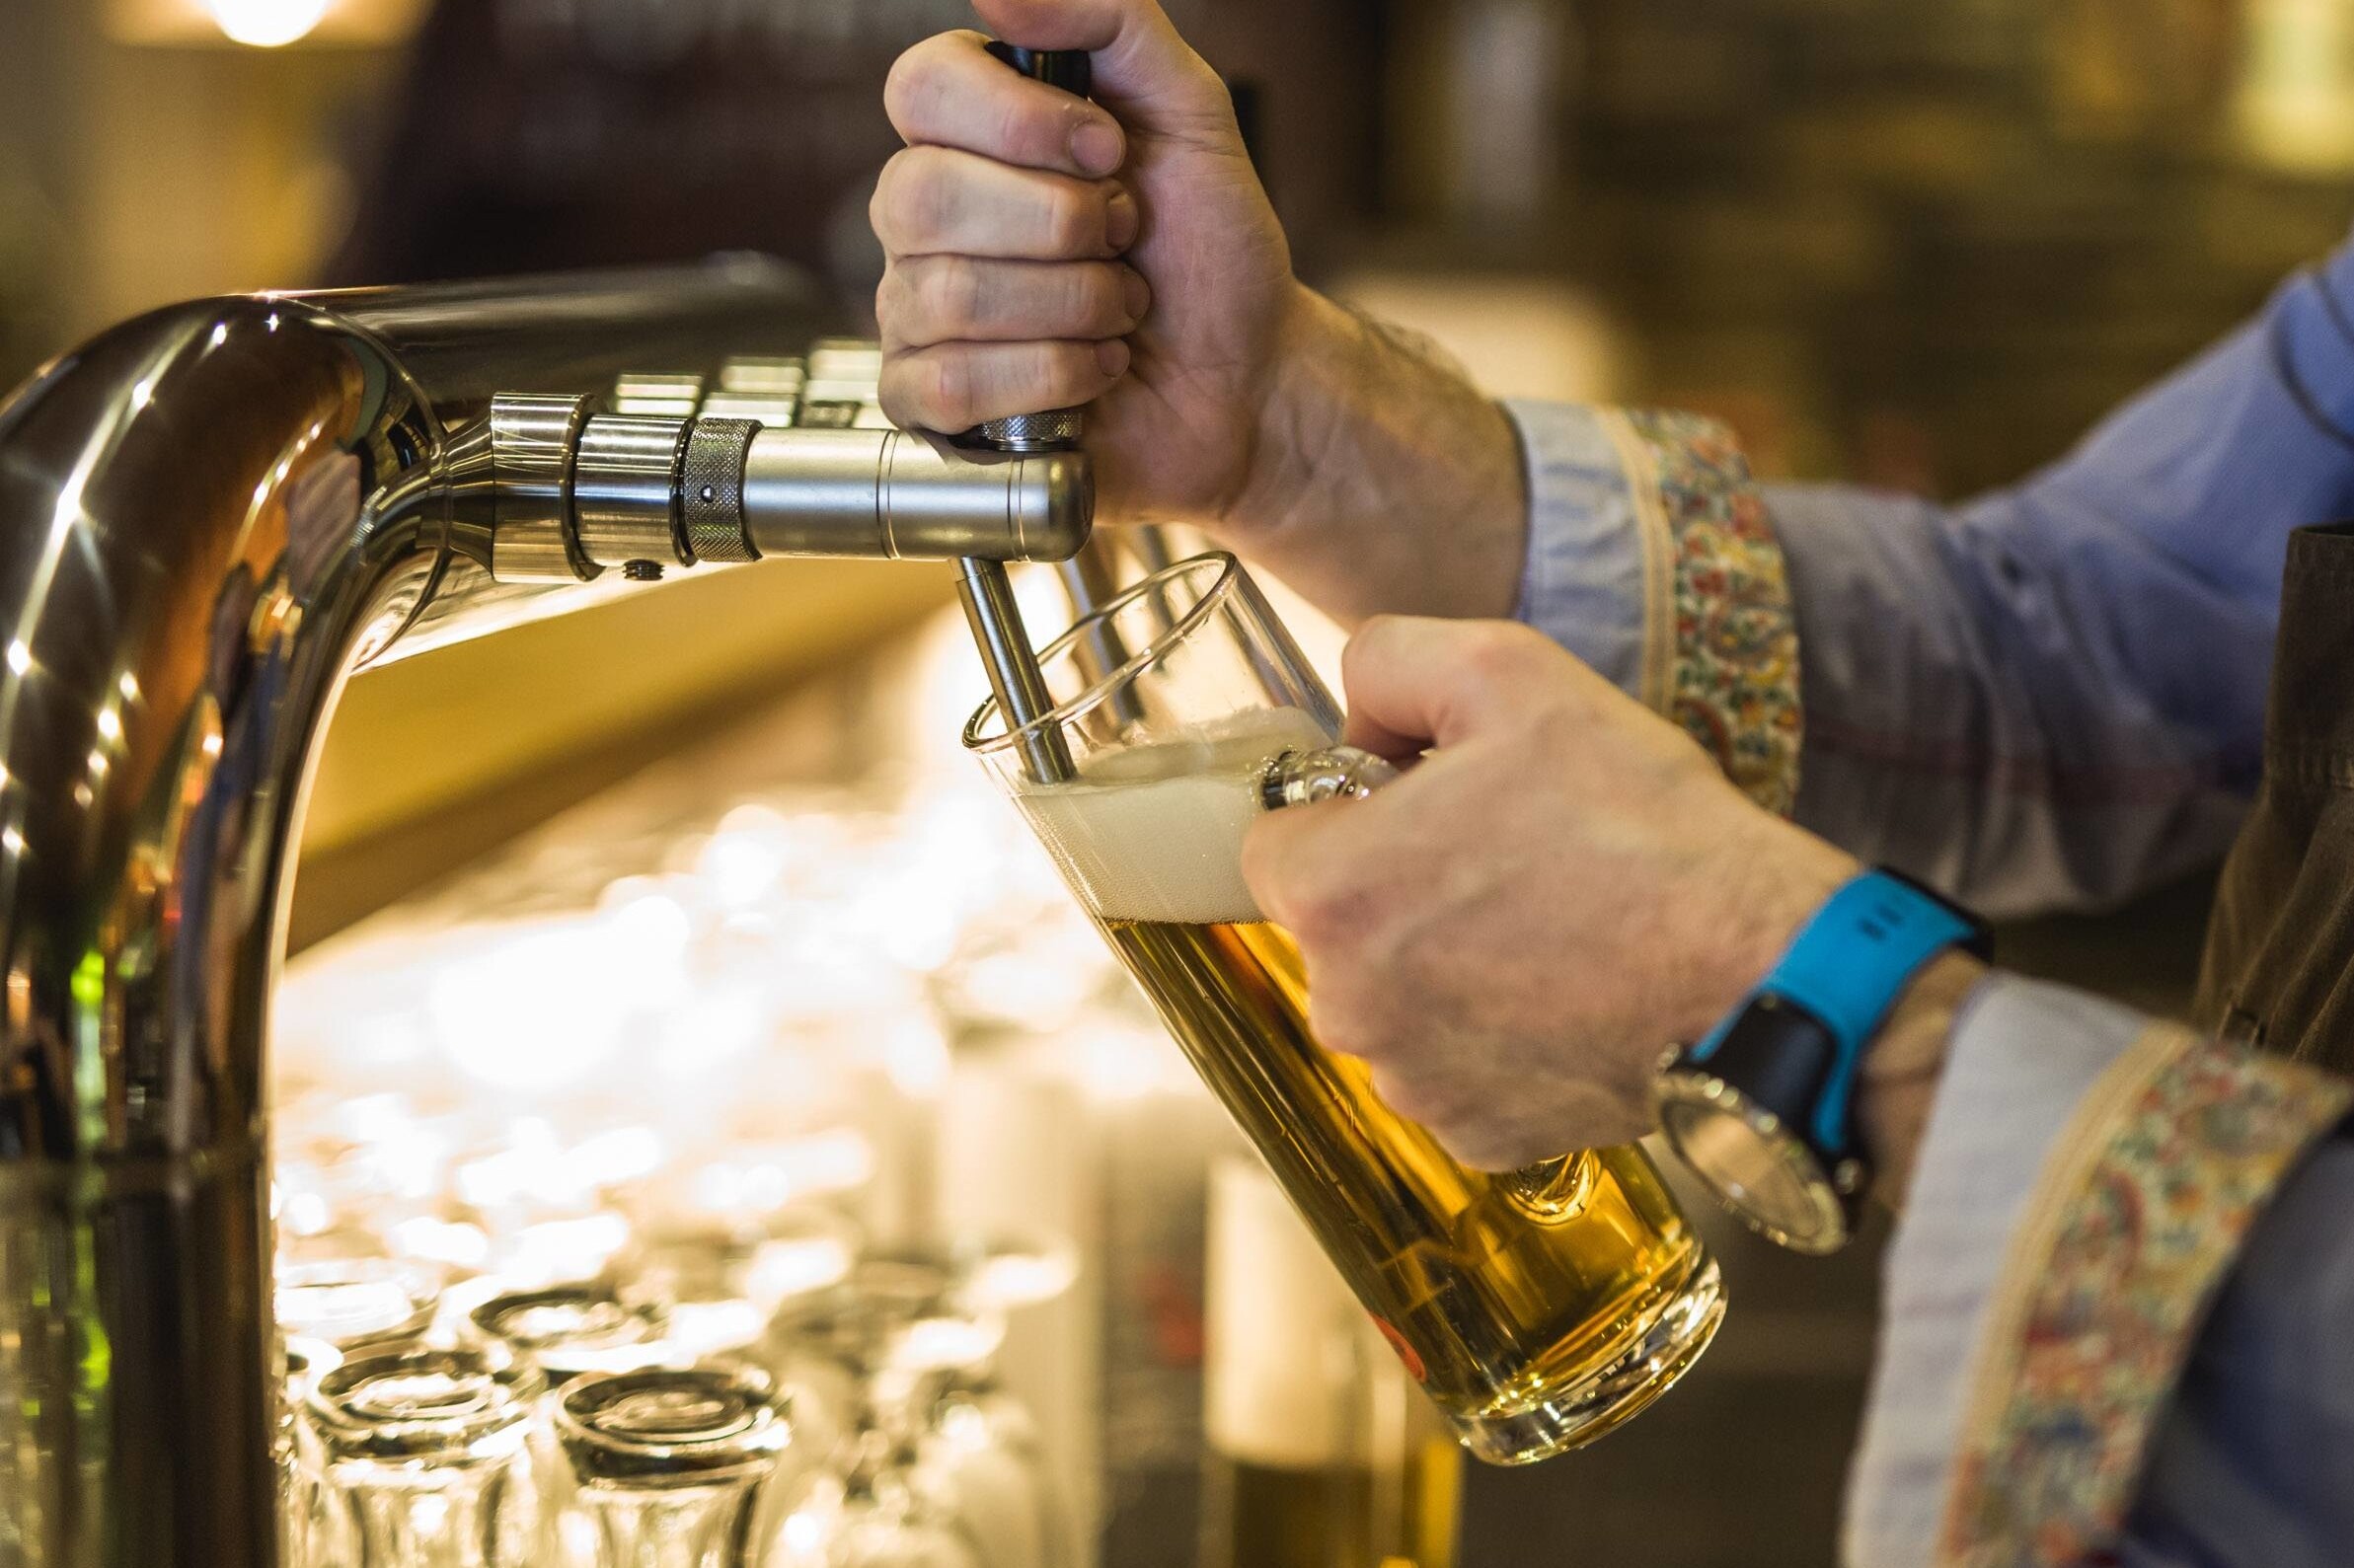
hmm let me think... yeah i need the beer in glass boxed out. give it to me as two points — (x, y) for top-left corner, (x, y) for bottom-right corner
(964, 555), (1723, 1464)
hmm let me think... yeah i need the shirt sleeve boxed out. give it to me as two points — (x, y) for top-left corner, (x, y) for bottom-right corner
(1777, 243), (2354, 917)
(1872, 1004), (2351, 1568)
(1510, 237), (2354, 918)
(2119, 1131), (2354, 1568)
(1506, 399), (1804, 814)
(1842, 976), (2152, 1565)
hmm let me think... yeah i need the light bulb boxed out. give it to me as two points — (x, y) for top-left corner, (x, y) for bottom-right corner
(206, 0), (331, 48)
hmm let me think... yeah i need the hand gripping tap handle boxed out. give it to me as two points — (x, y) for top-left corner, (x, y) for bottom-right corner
(956, 43), (1101, 785)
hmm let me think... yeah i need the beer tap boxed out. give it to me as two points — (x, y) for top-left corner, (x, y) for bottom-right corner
(951, 41), (1102, 787)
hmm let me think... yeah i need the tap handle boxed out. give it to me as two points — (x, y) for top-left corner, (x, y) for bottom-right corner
(978, 42), (1099, 454)
(983, 42), (1094, 100)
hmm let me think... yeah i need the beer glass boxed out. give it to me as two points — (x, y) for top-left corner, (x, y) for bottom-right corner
(306, 1347), (544, 1568)
(556, 1366), (797, 1568)
(963, 554), (1724, 1463)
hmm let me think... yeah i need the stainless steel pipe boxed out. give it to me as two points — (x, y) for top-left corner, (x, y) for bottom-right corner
(0, 261), (1092, 1567)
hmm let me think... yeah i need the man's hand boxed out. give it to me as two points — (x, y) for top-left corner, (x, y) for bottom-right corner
(874, 0), (1295, 522)
(873, 0), (1531, 627)
(1242, 618), (1859, 1170)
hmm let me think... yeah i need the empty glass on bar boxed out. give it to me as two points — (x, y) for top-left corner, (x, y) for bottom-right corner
(556, 1366), (797, 1568)
(306, 1346), (544, 1568)
(963, 554), (1725, 1463)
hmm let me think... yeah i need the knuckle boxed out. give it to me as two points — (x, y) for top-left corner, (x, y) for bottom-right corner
(887, 149), (954, 242)
(1285, 870), (1367, 953)
(923, 257), (986, 335)
(1310, 982), (1382, 1061)
(1456, 621), (1547, 688)
(881, 47), (934, 126)
(924, 351), (977, 430)
(871, 151), (926, 245)
(1371, 1067), (1454, 1131)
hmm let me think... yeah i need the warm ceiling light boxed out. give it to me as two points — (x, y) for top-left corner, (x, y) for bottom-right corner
(205, 0), (332, 47)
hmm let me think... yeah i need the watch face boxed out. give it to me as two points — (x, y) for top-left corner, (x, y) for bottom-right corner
(1656, 1089), (1848, 1255)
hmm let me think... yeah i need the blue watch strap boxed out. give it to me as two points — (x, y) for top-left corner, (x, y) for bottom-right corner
(1686, 869), (1984, 1154)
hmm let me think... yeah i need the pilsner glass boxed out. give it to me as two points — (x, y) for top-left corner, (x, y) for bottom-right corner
(963, 554), (1725, 1463)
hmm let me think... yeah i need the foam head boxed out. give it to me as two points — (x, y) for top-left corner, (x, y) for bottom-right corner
(1014, 707), (1334, 926)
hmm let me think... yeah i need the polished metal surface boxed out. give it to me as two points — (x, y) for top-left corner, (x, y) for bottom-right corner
(980, 408), (1088, 452)
(737, 428), (1092, 562)
(573, 413), (694, 569)
(0, 262), (874, 1568)
(955, 557), (1077, 784)
(489, 393), (600, 584)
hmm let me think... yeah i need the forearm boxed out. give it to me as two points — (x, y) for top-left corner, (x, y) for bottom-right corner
(1206, 286), (1529, 627)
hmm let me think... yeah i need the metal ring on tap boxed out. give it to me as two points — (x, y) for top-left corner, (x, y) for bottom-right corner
(489, 393), (602, 583)
(574, 414), (694, 569)
(680, 418), (761, 564)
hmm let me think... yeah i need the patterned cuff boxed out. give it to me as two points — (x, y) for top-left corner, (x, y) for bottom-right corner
(1934, 1028), (2354, 1567)
(1844, 977), (2152, 1568)
(1505, 401), (1803, 814)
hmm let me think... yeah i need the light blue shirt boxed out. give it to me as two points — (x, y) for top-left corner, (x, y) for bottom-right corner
(1508, 231), (2354, 1567)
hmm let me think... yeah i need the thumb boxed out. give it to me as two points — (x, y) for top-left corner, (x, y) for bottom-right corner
(972, 0), (1238, 137)
(1338, 618), (1570, 760)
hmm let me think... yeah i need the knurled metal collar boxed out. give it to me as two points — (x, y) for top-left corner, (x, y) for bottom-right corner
(489, 393), (600, 583)
(981, 409), (1086, 452)
(680, 418), (760, 564)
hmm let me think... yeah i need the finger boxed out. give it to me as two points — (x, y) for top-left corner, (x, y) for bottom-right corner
(880, 258), (1149, 350)
(972, 0), (1240, 138)
(872, 147), (1138, 262)
(1338, 618), (1577, 759)
(879, 338), (1131, 434)
(1239, 798), (1387, 950)
(888, 32), (1129, 180)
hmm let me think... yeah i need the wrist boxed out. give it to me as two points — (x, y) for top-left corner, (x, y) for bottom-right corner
(1859, 950), (1988, 1212)
(1656, 863), (1989, 1252)
(1211, 285), (1529, 624)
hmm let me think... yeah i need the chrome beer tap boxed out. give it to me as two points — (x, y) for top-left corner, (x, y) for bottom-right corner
(0, 260), (1093, 1568)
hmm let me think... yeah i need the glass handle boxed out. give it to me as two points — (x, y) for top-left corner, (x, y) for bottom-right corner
(1259, 746), (1401, 810)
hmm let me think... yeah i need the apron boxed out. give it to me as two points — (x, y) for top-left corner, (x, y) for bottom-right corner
(2196, 520), (2354, 1070)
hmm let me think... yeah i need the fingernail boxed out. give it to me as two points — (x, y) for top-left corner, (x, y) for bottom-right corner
(1105, 189), (1140, 252)
(1121, 269), (1152, 324)
(1071, 115), (1124, 177)
(1096, 338), (1132, 378)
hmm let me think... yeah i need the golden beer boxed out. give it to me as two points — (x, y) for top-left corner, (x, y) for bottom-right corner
(1112, 918), (1709, 1451)
(970, 556), (1723, 1463)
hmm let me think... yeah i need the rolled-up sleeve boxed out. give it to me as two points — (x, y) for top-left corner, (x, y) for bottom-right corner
(1853, 991), (2351, 1568)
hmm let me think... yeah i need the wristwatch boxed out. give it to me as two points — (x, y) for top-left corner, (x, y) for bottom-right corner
(1652, 868), (1991, 1255)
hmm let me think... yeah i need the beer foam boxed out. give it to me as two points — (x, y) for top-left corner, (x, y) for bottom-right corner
(1014, 707), (1333, 926)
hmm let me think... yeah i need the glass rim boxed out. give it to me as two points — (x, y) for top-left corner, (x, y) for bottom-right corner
(959, 550), (1243, 756)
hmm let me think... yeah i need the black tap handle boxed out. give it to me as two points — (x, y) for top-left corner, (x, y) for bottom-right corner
(985, 42), (1094, 100)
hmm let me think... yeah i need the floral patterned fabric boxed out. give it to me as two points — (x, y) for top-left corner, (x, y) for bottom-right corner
(1935, 1026), (2353, 1568)
(1595, 408), (1803, 816)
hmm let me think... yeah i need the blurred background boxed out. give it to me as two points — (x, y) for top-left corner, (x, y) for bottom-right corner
(7, 2), (2354, 1564)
